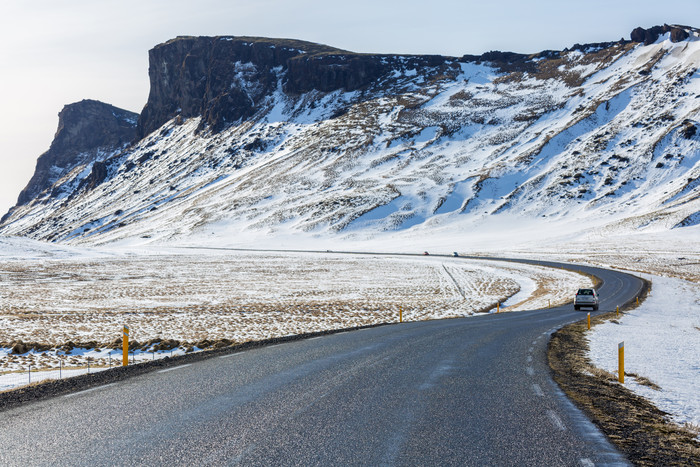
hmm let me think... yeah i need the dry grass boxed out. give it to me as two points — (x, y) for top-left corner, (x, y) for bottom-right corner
(587, 366), (617, 382)
(0, 252), (592, 375)
(0, 252), (578, 372)
(684, 423), (700, 437)
(626, 372), (663, 391)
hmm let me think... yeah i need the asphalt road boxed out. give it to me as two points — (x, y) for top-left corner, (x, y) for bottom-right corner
(0, 258), (643, 466)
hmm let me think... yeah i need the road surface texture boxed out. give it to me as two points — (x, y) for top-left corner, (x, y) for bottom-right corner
(0, 259), (642, 466)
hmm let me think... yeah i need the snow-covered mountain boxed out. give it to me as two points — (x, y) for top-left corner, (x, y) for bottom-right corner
(1, 25), (699, 247)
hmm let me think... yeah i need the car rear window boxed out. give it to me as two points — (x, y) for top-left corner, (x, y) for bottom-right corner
(577, 289), (594, 295)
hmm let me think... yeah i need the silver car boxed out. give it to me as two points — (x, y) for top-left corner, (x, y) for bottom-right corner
(574, 288), (599, 311)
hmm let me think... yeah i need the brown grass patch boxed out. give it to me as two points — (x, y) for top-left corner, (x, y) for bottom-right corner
(629, 374), (662, 391)
(588, 366), (617, 382)
(684, 423), (700, 437)
(615, 371), (663, 391)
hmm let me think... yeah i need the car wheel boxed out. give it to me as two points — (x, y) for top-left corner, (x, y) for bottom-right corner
(574, 305), (579, 311)
(593, 305), (599, 311)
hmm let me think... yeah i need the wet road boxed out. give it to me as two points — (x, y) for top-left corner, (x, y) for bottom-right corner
(0, 258), (642, 466)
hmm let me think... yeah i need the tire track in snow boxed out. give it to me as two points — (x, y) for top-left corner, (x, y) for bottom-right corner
(441, 264), (466, 300)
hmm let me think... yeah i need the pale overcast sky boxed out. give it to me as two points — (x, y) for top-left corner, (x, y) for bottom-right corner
(0, 0), (698, 217)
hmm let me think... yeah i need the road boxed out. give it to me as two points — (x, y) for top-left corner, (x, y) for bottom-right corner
(0, 258), (642, 466)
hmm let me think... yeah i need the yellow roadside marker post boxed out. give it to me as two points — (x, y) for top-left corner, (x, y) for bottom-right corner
(399, 306), (403, 323)
(123, 325), (129, 366)
(616, 305), (619, 317)
(618, 341), (624, 383)
(587, 312), (591, 330)
(636, 297), (639, 306)
(497, 302), (500, 313)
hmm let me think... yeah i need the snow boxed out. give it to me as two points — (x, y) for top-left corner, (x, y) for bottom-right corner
(0, 236), (594, 392)
(588, 276), (700, 431)
(0, 346), (187, 392)
(3, 37), (699, 249)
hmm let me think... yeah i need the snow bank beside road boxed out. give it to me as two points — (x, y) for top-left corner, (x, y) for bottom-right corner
(588, 276), (700, 430)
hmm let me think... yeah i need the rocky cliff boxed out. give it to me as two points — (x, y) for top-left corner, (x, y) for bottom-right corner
(137, 36), (457, 136)
(630, 24), (690, 44)
(14, 100), (137, 208)
(3, 25), (699, 243)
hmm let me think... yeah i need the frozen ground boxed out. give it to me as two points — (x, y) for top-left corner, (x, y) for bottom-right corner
(0, 239), (591, 391)
(0, 346), (188, 392)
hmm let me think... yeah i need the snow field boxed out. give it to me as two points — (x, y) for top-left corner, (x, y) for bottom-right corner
(587, 276), (700, 432)
(0, 248), (591, 381)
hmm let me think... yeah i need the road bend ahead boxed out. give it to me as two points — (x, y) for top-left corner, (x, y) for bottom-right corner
(0, 260), (642, 466)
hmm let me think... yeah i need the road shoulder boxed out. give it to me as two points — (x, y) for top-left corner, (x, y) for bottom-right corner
(548, 295), (700, 465)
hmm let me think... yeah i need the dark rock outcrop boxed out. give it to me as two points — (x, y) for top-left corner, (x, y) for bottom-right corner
(286, 53), (447, 94)
(631, 25), (691, 45)
(16, 100), (138, 206)
(669, 27), (690, 42)
(77, 160), (109, 192)
(137, 36), (457, 137)
(137, 36), (346, 137)
(681, 121), (697, 139)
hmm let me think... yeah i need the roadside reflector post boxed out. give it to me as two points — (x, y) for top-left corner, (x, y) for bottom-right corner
(122, 325), (129, 367)
(616, 305), (619, 317)
(548, 299), (551, 309)
(587, 312), (591, 330)
(497, 302), (500, 313)
(636, 297), (639, 306)
(618, 341), (624, 383)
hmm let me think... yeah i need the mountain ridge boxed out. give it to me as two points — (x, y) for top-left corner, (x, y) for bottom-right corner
(137, 35), (460, 137)
(2, 25), (698, 245)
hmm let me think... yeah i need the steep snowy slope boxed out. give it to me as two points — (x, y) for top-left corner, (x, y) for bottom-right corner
(1, 27), (698, 246)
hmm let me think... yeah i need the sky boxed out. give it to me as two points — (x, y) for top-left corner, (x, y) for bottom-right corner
(0, 0), (698, 217)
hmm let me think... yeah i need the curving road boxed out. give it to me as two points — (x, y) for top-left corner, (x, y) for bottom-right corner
(0, 257), (643, 466)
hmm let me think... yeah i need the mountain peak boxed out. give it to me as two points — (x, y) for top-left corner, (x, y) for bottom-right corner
(630, 24), (694, 44)
(14, 99), (137, 207)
